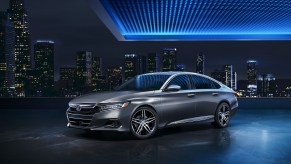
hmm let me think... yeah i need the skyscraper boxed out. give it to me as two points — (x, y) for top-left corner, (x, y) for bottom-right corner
(247, 60), (257, 85)
(162, 48), (177, 72)
(76, 51), (92, 93)
(147, 53), (160, 73)
(25, 69), (41, 97)
(124, 54), (138, 81)
(8, 0), (31, 97)
(232, 72), (237, 91)
(224, 65), (233, 88)
(92, 56), (102, 91)
(95, 75), (107, 91)
(211, 65), (237, 91)
(196, 52), (205, 74)
(34, 41), (54, 96)
(211, 69), (225, 84)
(247, 60), (257, 97)
(257, 74), (277, 97)
(59, 67), (76, 97)
(60, 67), (76, 80)
(92, 57), (102, 76)
(107, 67), (122, 90)
(0, 12), (15, 97)
(138, 56), (147, 74)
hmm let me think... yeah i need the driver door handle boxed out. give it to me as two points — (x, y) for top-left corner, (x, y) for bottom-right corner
(212, 93), (219, 96)
(187, 93), (196, 97)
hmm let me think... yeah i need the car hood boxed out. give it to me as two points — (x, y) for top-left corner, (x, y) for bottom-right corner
(69, 91), (155, 105)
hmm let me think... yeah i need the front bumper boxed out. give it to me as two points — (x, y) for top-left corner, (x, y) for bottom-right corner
(66, 106), (132, 132)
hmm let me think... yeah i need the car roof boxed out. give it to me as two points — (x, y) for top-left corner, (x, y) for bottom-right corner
(141, 71), (203, 76)
(141, 71), (225, 86)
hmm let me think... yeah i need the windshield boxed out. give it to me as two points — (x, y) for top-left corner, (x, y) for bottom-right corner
(116, 74), (171, 91)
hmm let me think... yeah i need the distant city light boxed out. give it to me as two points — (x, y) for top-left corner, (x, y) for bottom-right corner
(247, 60), (257, 63)
(36, 40), (55, 44)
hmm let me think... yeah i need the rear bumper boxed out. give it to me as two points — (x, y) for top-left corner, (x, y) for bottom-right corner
(230, 106), (238, 116)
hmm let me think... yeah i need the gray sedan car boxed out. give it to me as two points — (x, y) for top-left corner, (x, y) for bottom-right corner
(67, 72), (238, 139)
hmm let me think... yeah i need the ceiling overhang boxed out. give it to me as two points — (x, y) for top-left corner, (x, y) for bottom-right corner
(92, 0), (291, 41)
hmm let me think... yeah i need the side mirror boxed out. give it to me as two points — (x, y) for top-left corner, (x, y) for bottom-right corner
(165, 85), (181, 92)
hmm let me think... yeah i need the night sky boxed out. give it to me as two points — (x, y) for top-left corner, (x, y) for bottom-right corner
(1, 0), (291, 81)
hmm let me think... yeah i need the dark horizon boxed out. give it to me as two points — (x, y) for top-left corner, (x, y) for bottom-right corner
(1, 0), (291, 81)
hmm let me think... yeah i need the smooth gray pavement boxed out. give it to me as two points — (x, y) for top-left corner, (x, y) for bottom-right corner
(1, 109), (291, 164)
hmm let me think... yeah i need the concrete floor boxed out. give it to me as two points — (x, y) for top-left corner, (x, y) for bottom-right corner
(1, 109), (291, 164)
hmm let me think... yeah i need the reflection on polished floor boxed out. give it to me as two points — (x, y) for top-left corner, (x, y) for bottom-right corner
(0, 109), (291, 163)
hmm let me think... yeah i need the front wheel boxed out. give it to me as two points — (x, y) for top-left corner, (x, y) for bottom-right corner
(212, 102), (230, 128)
(130, 107), (158, 139)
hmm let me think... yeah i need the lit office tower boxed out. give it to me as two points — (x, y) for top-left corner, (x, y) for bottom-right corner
(60, 67), (76, 80)
(224, 65), (233, 88)
(76, 51), (92, 92)
(247, 60), (257, 97)
(107, 67), (122, 90)
(257, 74), (277, 97)
(34, 41), (54, 96)
(124, 54), (138, 81)
(162, 48), (177, 72)
(96, 75), (107, 91)
(232, 72), (237, 91)
(147, 53), (160, 73)
(92, 56), (102, 91)
(8, 0), (31, 97)
(138, 56), (147, 74)
(0, 12), (15, 97)
(196, 52), (205, 74)
(211, 70), (225, 84)
(92, 57), (102, 76)
(59, 67), (76, 96)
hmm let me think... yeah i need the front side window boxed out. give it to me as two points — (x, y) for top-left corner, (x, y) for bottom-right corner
(167, 75), (190, 90)
(191, 75), (218, 89)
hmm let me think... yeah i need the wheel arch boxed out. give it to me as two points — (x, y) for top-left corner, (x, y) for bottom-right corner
(135, 104), (157, 114)
(215, 100), (231, 114)
(218, 100), (231, 107)
(131, 104), (160, 123)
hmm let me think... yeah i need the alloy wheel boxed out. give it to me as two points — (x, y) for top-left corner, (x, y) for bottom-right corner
(131, 108), (157, 138)
(218, 104), (230, 126)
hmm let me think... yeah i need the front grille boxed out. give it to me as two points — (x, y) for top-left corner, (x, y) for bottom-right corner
(69, 106), (100, 115)
(67, 105), (100, 127)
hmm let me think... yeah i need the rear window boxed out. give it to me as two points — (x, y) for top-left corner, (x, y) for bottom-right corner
(191, 75), (220, 89)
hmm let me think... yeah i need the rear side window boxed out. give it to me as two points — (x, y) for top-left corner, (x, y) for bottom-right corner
(167, 75), (190, 90)
(212, 81), (222, 89)
(191, 75), (219, 89)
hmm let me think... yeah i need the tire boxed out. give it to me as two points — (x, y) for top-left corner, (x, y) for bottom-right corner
(212, 102), (231, 128)
(130, 107), (158, 139)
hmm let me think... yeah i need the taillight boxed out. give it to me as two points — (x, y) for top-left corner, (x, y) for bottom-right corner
(234, 92), (239, 97)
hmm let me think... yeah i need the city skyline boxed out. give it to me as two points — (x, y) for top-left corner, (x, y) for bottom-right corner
(1, 0), (291, 81)
(1, 0), (291, 98)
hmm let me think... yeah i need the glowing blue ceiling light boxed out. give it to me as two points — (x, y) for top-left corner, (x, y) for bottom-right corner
(92, 0), (291, 41)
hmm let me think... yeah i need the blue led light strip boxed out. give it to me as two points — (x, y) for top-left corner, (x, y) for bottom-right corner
(98, 0), (291, 40)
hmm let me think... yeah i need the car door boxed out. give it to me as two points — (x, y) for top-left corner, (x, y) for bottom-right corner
(190, 75), (222, 117)
(160, 74), (197, 125)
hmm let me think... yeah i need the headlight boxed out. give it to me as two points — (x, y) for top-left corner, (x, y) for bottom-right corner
(99, 102), (130, 111)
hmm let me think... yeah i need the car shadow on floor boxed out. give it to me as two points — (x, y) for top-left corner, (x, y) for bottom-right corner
(63, 123), (231, 144)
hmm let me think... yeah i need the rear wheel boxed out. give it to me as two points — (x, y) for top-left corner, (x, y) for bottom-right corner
(212, 102), (230, 128)
(130, 107), (158, 139)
